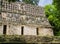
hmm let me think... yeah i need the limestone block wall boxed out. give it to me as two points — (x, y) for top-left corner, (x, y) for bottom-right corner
(6, 24), (21, 35)
(0, 12), (54, 36)
(1, 1), (45, 17)
(24, 26), (37, 35)
(1, 12), (51, 27)
(6, 25), (37, 35)
(38, 28), (54, 36)
(0, 24), (54, 36)
(0, 24), (3, 35)
(0, 0), (54, 36)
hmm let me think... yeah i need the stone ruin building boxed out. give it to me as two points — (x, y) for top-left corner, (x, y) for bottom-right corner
(0, 0), (54, 36)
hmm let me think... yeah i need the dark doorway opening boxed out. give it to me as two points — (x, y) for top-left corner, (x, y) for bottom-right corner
(3, 25), (7, 34)
(36, 28), (39, 35)
(21, 26), (24, 35)
(0, 13), (1, 14)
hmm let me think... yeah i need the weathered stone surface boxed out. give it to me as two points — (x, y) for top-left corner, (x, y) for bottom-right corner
(6, 25), (21, 35)
(38, 28), (54, 36)
(0, 0), (51, 27)
(0, 0), (54, 36)
(0, 25), (3, 35)
(1, 1), (45, 16)
(1, 12), (51, 27)
(24, 26), (36, 35)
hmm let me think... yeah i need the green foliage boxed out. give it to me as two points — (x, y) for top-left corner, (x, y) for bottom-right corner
(45, 5), (60, 36)
(53, 0), (60, 19)
(22, 0), (39, 5)
(53, 0), (60, 10)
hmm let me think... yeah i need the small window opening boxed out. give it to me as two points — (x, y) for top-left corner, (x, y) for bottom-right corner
(36, 28), (39, 35)
(0, 13), (1, 14)
(21, 26), (24, 35)
(3, 25), (7, 34)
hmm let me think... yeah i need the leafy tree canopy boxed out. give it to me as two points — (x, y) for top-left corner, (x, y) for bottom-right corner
(45, 5), (60, 36)
(53, 0), (60, 19)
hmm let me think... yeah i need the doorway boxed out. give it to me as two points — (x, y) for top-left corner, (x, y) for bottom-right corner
(36, 28), (39, 35)
(3, 25), (7, 34)
(21, 26), (24, 35)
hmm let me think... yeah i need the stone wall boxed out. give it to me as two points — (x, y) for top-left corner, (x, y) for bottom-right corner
(24, 26), (37, 35)
(1, 0), (44, 16)
(1, 12), (51, 27)
(0, 0), (52, 27)
(0, 0), (54, 36)
(38, 28), (54, 36)
(0, 25), (3, 35)
(0, 24), (54, 36)
(6, 24), (21, 35)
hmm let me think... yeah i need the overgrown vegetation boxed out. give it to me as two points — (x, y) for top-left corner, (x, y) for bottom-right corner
(45, 0), (60, 36)
(0, 35), (60, 43)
